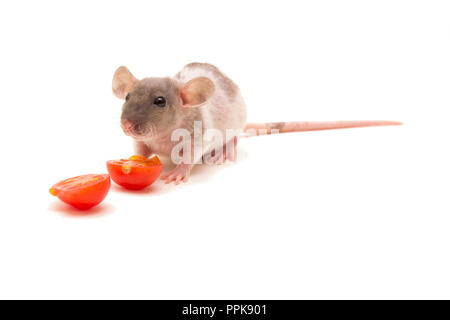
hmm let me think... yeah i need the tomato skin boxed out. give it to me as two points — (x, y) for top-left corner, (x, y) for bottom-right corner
(106, 155), (163, 190)
(50, 174), (111, 210)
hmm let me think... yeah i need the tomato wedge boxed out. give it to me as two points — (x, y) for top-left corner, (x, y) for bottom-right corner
(49, 174), (111, 210)
(106, 155), (163, 190)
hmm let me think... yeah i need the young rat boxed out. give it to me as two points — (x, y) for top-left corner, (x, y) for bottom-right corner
(112, 62), (401, 184)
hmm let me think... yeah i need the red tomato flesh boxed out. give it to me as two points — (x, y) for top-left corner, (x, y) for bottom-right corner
(50, 174), (111, 210)
(106, 155), (163, 190)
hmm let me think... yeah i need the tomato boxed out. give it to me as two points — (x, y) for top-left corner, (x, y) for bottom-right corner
(106, 155), (163, 190)
(49, 174), (111, 210)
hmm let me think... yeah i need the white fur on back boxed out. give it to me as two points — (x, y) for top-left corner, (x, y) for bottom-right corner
(174, 63), (248, 156)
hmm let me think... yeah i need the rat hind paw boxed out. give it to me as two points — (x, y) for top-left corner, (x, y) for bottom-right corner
(160, 163), (192, 185)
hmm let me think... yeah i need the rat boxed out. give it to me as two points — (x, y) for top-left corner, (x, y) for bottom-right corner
(112, 62), (401, 184)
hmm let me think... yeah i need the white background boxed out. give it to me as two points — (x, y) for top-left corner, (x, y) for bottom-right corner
(0, 0), (449, 299)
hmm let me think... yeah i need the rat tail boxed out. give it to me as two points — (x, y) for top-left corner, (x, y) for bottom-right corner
(242, 120), (402, 137)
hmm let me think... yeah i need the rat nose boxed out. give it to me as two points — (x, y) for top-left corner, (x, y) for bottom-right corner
(121, 120), (134, 134)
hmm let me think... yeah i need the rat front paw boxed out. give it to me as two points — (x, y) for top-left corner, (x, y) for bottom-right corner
(160, 163), (192, 185)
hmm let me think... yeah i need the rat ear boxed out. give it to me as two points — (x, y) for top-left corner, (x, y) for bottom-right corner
(112, 66), (137, 100)
(180, 77), (215, 107)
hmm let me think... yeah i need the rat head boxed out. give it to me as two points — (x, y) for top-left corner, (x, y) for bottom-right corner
(112, 66), (215, 140)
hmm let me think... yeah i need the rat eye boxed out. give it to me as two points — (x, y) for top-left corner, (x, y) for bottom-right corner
(125, 94), (130, 101)
(154, 96), (166, 107)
